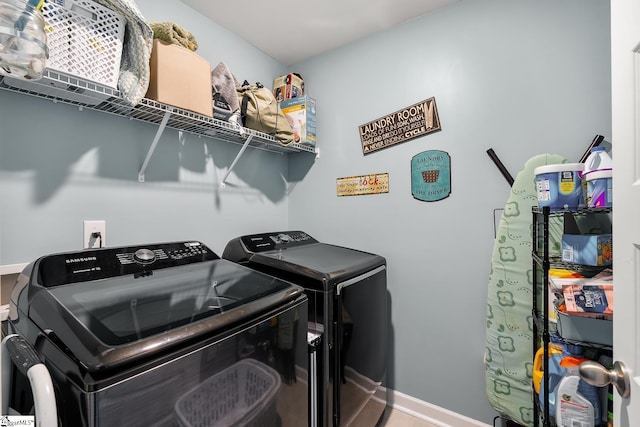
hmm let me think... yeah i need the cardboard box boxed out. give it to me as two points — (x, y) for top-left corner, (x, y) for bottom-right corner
(279, 96), (316, 146)
(562, 283), (613, 319)
(146, 40), (213, 117)
(548, 275), (585, 323)
(273, 73), (304, 102)
(561, 234), (612, 266)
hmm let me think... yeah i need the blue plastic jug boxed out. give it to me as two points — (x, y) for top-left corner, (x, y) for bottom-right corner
(538, 350), (565, 416)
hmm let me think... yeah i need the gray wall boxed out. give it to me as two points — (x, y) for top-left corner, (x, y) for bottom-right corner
(287, 0), (611, 423)
(0, 0), (611, 425)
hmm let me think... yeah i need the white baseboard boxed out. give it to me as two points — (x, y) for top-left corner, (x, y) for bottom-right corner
(374, 386), (492, 427)
(0, 263), (26, 276)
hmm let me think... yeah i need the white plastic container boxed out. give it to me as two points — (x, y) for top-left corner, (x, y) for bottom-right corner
(586, 169), (612, 208)
(41, 0), (125, 88)
(582, 146), (613, 208)
(535, 163), (584, 210)
(583, 146), (612, 176)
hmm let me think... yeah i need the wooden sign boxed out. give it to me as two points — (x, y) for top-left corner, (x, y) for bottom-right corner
(359, 98), (441, 155)
(337, 173), (389, 196)
(411, 150), (451, 202)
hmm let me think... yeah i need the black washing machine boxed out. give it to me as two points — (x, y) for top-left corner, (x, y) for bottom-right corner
(223, 231), (388, 427)
(3, 241), (309, 427)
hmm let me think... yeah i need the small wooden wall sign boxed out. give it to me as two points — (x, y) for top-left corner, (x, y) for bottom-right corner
(359, 98), (441, 155)
(337, 173), (389, 196)
(411, 150), (451, 202)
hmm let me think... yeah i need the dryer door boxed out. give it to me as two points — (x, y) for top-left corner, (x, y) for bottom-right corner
(333, 266), (387, 426)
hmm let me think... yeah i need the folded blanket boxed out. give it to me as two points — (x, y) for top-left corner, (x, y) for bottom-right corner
(150, 22), (198, 51)
(93, 0), (154, 106)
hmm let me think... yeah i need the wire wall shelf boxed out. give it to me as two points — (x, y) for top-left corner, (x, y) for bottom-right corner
(0, 69), (316, 183)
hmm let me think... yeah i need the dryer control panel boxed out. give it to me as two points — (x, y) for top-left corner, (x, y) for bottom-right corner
(240, 231), (317, 252)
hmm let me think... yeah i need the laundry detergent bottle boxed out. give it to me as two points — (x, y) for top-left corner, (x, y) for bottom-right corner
(533, 344), (565, 416)
(583, 146), (613, 207)
(583, 146), (612, 176)
(555, 356), (600, 427)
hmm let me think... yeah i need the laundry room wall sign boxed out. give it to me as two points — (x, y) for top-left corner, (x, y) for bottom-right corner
(337, 173), (389, 196)
(411, 150), (451, 202)
(359, 98), (441, 155)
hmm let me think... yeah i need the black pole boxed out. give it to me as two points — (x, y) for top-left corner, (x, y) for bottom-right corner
(486, 148), (514, 187)
(579, 134), (605, 163)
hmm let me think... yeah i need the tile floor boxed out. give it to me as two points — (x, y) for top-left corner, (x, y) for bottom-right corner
(376, 407), (439, 427)
(277, 375), (441, 427)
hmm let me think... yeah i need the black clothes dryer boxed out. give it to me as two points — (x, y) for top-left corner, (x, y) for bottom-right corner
(4, 241), (309, 427)
(223, 231), (388, 427)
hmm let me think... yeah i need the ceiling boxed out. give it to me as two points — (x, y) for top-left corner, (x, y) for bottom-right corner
(180, 0), (459, 65)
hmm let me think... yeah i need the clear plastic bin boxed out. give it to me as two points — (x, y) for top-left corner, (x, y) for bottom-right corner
(556, 309), (612, 347)
(0, 0), (48, 81)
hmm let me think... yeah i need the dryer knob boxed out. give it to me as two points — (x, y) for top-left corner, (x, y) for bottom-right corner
(134, 248), (156, 264)
(277, 234), (291, 243)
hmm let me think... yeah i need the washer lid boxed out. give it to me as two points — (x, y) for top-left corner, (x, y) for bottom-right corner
(249, 242), (386, 285)
(19, 244), (302, 371)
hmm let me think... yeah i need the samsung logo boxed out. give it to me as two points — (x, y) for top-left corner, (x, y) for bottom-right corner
(66, 257), (97, 264)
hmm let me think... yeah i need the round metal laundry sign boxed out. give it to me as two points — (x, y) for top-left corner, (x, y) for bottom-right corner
(411, 150), (451, 202)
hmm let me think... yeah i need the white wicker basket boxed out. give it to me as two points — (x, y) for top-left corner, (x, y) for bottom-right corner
(175, 359), (281, 427)
(42, 0), (125, 89)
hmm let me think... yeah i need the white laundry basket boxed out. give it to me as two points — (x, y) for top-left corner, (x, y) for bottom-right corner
(174, 359), (281, 427)
(41, 0), (125, 88)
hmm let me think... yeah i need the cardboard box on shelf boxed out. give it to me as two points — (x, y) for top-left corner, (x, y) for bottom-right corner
(561, 234), (612, 266)
(562, 283), (613, 319)
(279, 96), (316, 146)
(273, 73), (304, 102)
(146, 40), (213, 117)
(547, 274), (585, 323)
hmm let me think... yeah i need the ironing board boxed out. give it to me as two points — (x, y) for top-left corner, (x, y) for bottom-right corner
(485, 154), (567, 426)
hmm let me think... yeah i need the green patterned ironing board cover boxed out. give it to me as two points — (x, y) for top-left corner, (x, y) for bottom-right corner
(485, 153), (567, 426)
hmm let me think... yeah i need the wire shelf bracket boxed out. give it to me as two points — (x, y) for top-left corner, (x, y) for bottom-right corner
(138, 107), (173, 183)
(220, 134), (254, 188)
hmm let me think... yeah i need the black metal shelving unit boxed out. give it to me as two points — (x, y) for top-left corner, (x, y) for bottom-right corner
(531, 206), (612, 427)
(532, 205), (554, 427)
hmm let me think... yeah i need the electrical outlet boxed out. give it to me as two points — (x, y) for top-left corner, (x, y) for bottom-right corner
(83, 220), (106, 249)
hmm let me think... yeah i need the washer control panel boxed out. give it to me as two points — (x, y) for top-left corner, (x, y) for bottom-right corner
(115, 242), (212, 266)
(37, 241), (218, 287)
